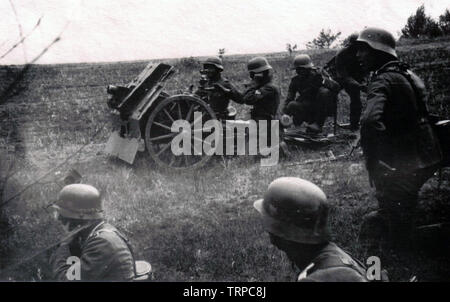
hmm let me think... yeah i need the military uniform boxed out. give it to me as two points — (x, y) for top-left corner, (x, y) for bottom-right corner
(51, 221), (135, 281)
(243, 79), (279, 149)
(243, 80), (280, 121)
(195, 77), (243, 120)
(297, 242), (367, 282)
(283, 69), (339, 129)
(335, 42), (364, 129)
(254, 177), (376, 282)
(360, 61), (442, 246)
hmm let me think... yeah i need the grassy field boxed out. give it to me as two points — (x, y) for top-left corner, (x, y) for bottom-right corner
(0, 39), (449, 281)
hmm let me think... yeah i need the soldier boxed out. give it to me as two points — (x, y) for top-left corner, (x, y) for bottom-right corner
(254, 177), (370, 282)
(334, 33), (365, 131)
(355, 28), (442, 250)
(50, 184), (138, 281)
(243, 57), (280, 122)
(282, 54), (340, 134)
(194, 56), (243, 120)
(242, 57), (280, 148)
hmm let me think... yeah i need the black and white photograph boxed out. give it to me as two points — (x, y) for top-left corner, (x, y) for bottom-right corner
(0, 0), (449, 289)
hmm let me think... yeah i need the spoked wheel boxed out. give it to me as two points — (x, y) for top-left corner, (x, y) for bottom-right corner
(145, 94), (217, 170)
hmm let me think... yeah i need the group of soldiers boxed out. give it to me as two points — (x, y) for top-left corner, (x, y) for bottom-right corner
(193, 49), (338, 135)
(49, 27), (443, 281)
(192, 33), (363, 136)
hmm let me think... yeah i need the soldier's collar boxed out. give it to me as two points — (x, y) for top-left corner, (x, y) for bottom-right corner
(84, 221), (106, 241)
(374, 60), (409, 76)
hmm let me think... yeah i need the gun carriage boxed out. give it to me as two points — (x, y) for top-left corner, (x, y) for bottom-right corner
(105, 63), (360, 169)
(105, 62), (248, 169)
(105, 63), (221, 169)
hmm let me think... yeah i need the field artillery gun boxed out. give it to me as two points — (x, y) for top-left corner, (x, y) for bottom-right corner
(105, 62), (219, 169)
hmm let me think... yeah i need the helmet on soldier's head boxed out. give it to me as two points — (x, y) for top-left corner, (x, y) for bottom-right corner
(292, 54), (314, 69)
(53, 184), (103, 220)
(202, 56), (224, 71)
(254, 177), (330, 244)
(356, 27), (397, 58)
(247, 57), (272, 73)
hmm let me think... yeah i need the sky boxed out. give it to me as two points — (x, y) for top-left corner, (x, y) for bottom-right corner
(0, 0), (449, 64)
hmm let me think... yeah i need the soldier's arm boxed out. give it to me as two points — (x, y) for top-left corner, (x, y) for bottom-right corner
(194, 87), (209, 101)
(360, 76), (390, 163)
(320, 71), (341, 93)
(311, 72), (325, 90)
(335, 47), (350, 79)
(78, 235), (115, 280)
(50, 236), (115, 281)
(243, 85), (275, 106)
(336, 47), (362, 87)
(283, 80), (297, 112)
(223, 81), (244, 104)
(50, 243), (73, 281)
(361, 76), (389, 135)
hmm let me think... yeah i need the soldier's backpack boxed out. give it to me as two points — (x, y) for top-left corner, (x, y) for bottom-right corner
(377, 62), (450, 167)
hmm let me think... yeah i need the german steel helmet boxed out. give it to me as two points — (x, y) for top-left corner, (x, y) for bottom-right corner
(247, 56), (272, 73)
(356, 27), (397, 58)
(254, 177), (330, 244)
(292, 54), (314, 69)
(202, 56), (224, 71)
(53, 184), (103, 220)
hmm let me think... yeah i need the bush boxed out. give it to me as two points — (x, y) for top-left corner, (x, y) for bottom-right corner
(177, 56), (200, 70)
(439, 9), (450, 35)
(306, 29), (341, 49)
(402, 5), (443, 38)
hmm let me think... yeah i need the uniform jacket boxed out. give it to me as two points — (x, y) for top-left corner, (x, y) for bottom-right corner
(297, 242), (367, 282)
(195, 76), (243, 120)
(360, 61), (442, 174)
(283, 69), (339, 112)
(51, 221), (135, 281)
(243, 80), (280, 121)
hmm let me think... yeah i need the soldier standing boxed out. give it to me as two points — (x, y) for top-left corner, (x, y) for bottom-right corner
(50, 184), (140, 281)
(194, 56), (243, 120)
(254, 177), (371, 282)
(282, 55), (340, 134)
(355, 28), (442, 250)
(334, 33), (364, 131)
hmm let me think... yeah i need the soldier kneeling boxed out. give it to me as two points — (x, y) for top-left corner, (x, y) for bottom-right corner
(282, 55), (340, 134)
(50, 184), (151, 281)
(254, 177), (376, 282)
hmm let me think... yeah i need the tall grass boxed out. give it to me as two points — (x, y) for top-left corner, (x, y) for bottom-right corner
(0, 40), (449, 281)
